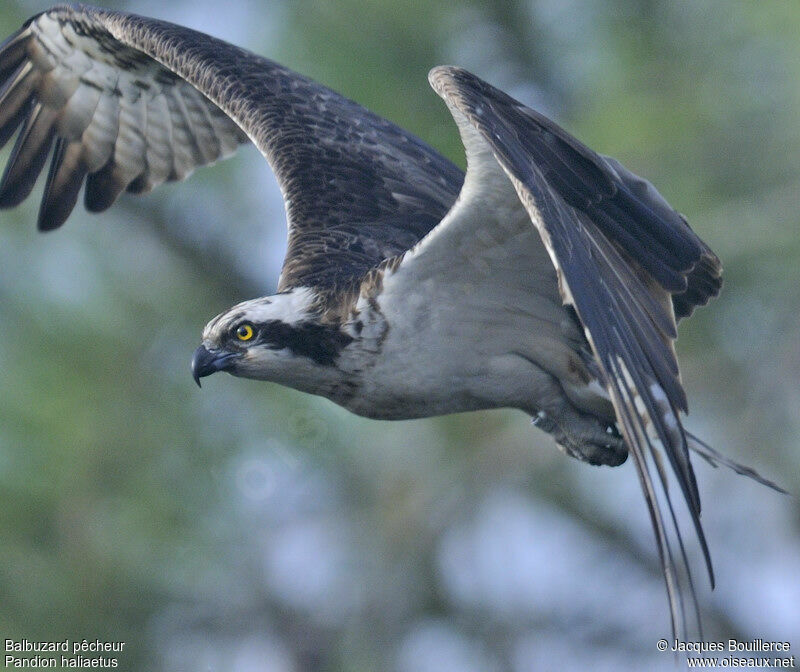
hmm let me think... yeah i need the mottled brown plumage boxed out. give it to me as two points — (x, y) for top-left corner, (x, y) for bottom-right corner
(0, 3), (462, 288)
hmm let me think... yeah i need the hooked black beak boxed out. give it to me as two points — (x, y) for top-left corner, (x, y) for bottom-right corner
(191, 345), (241, 387)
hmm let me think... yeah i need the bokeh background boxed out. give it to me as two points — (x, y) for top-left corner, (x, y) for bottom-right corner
(1, 0), (798, 670)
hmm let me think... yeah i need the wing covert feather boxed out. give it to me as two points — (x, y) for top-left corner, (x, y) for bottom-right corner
(0, 4), (463, 289)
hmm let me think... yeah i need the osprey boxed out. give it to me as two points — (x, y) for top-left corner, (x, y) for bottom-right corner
(0, 3), (780, 638)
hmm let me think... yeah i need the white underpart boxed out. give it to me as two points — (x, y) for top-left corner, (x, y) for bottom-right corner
(341, 108), (609, 421)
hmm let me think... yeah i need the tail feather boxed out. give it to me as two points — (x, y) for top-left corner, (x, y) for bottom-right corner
(687, 431), (788, 495)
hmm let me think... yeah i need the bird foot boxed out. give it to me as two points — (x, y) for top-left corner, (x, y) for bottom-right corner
(532, 409), (627, 467)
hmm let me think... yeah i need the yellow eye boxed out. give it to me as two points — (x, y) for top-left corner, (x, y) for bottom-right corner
(235, 323), (254, 341)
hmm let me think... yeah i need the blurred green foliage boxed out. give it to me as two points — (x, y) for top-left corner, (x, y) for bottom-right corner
(0, 1), (798, 670)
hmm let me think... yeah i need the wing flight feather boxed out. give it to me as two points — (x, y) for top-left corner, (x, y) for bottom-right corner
(0, 4), (463, 289)
(0, 8), (249, 230)
(430, 65), (721, 637)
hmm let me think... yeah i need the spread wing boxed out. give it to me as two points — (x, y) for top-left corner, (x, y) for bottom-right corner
(428, 66), (723, 638)
(0, 4), (462, 288)
(0, 6), (249, 229)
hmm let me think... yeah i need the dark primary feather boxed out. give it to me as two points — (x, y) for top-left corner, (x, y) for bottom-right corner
(430, 65), (721, 638)
(672, 251), (722, 321)
(0, 8), (250, 229)
(0, 3), (463, 290)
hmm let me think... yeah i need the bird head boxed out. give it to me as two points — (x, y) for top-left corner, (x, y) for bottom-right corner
(191, 288), (353, 391)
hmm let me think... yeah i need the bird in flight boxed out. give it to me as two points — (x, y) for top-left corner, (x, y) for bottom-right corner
(0, 3), (780, 638)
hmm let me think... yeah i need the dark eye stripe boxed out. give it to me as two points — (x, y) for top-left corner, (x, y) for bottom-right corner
(256, 320), (354, 365)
